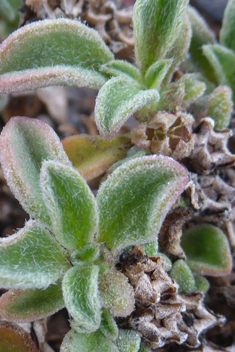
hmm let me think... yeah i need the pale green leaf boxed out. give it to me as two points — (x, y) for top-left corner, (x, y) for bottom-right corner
(0, 0), (20, 22)
(116, 330), (141, 352)
(138, 343), (152, 352)
(0, 19), (114, 93)
(100, 309), (119, 340)
(61, 330), (118, 352)
(71, 244), (100, 265)
(62, 134), (131, 181)
(181, 224), (232, 276)
(187, 5), (216, 81)
(133, 0), (189, 74)
(0, 280), (64, 322)
(100, 60), (141, 82)
(62, 265), (101, 332)
(0, 220), (70, 289)
(194, 275), (209, 293)
(179, 74), (206, 101)
(95, 76), (160, 138)
(164, 15), (192, 84)
(40, 161), (98, 252)
(0, 117), (70, 224)
(170, 259), (196, 293)
(0, 322), (38, 352)
(144, 60), (172, 90)
(99, 269), (135, 317)
(220, 0), (235, 51)
(202, 44), (235, 94)
(142, 240), (158, 257)
(97, 155), (188, 251)
(207, 86), (233, 129)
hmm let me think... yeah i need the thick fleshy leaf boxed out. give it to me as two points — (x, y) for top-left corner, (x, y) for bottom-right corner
(0, 117), (70, 224)
(179, 74), (206, 102)
(0, 321), (38, 352)
(100, 309), (119, 340)
(0, 19), (114, 93)
(62, 265), (101, 332)
(194, 275), (209, 293)
(170, 259), (196, 293)
(207, 86), (233, 129)
(97, 155), (188, 251)
(116, 330), (141, 352)
(98, 269), (135, 317)
(95, 76), (160, 138)
(133, 0), (189, 74)
(220, 0), (235, 51)
(60, 329), (118, 352)
(202, 44), (235, 95)
(164, 15), (192, 84)
(187, 6), (216, 81)
(40, 161), (98, 251)
(0, 220), (70, 289)
(144, 60), (172, 90)
(181, 224), (232, 276)
(142, 240), (158, 256)
(100, 60), (141, 82)
(62, 134), (131, 181)
(0, 280), (64, 322)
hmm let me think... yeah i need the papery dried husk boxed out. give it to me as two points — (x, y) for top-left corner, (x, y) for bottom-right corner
(118, 246), (223, 349)
(20, 0), (134, 59)
(131, 111), (196, 160)
(190, 118), (235, 175)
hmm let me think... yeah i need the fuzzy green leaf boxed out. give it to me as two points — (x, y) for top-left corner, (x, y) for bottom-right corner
(116, 330), (141, 352)
(62, 265), (101, 333)
(220, 0), (235, 51)
(99, 269), (135, 317)
(100, 60), (141, 82)
(0, 0), (20, 22)
(0, 19), (113, 93)
(181, 224), (232, 276)
(194, 275), (209, 293)
(202, 44), (235, 95)
(187, 6), (216, 81)
(97, 155), (188, 251)
(95, 76), (160, 138)
(144, 60), (172, 90)
(207, 86), (233, 129)
(0, 280), (64, 322)
(100, 309), (119, 340)
(40, 161), (98, 252)
(0, 322), (38, 352)
(138, 343), (152, 352)
(179, 74), (206, 102)
(164, 15), (192, 84)
(62, 134), (131, 181)
(0, 117), (70, 224)
(0, 220), (70, 289)
(71, 244), (100, 265)
(142, 240), (158, 257)
(133, 0), (189, 74)
(61, 330), (118, 352)
(170, 259), (196, 293)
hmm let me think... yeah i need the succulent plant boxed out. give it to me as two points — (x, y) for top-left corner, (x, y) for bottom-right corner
(0, 0), (234, 351)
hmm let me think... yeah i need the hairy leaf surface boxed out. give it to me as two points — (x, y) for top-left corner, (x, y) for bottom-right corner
(41, 161), (98, 251)
(220, 0), (235, 51)
(0, 280), (64, 322)
(95, 77), (159, 138)
(0, 220), (70, 289)
(0, 117), (70, 224)
(97, 156), (188, 251)
(0, 19), (113, 92)
(133, 0), (189, 74)
(61, 329), (118, 352)
(62, 265), (101, 332)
